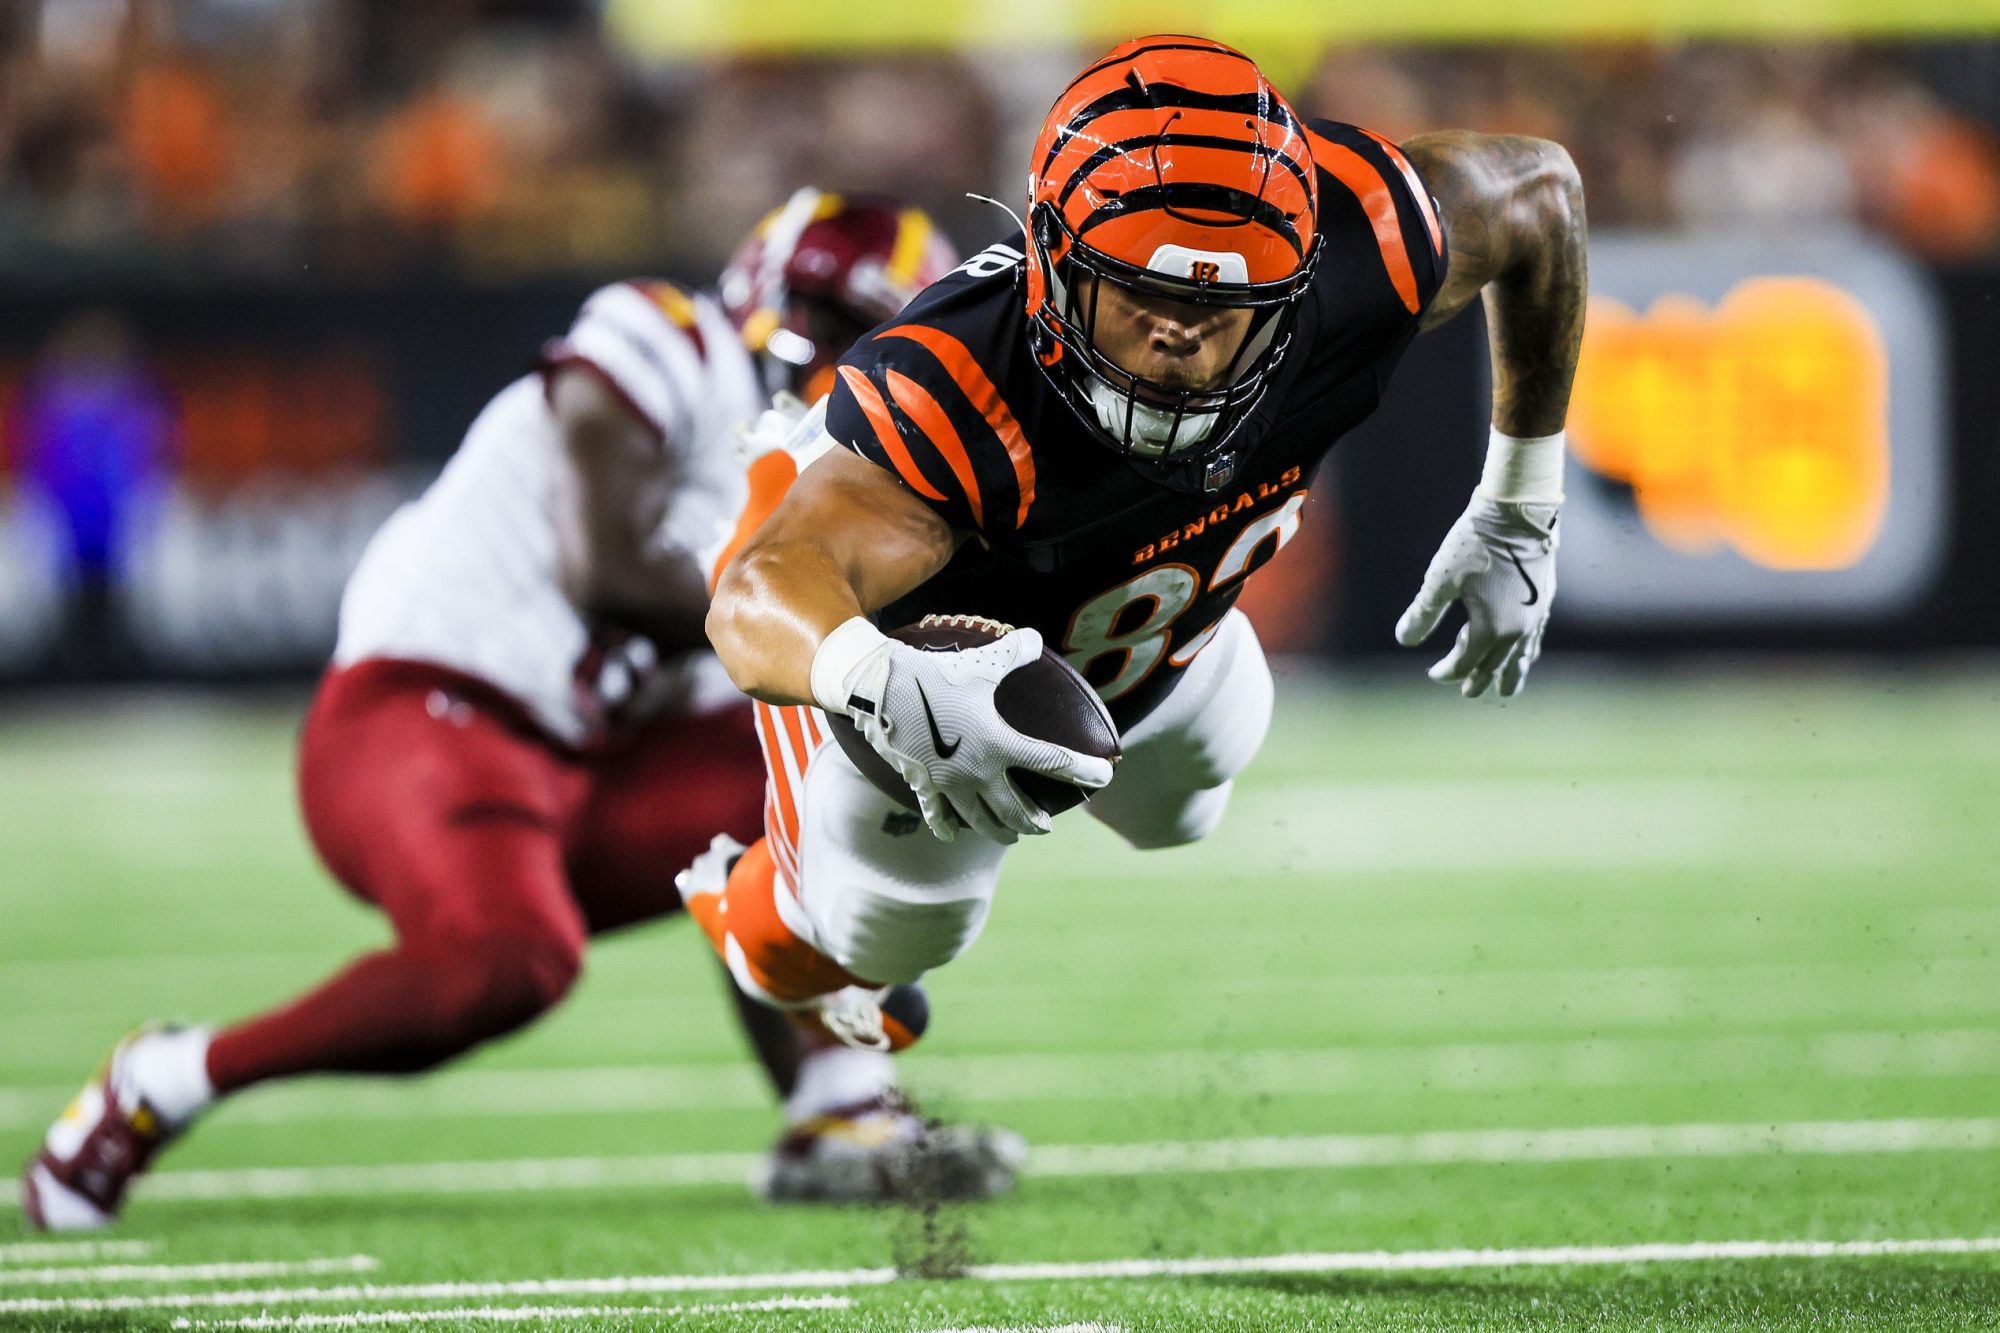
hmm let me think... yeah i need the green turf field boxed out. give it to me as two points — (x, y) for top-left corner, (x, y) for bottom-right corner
(3, 666), (1999, 1331)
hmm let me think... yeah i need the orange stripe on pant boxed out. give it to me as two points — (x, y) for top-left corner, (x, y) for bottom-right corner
(682, 837), (871, 1004)
(753, 702), (804, 876)
(755, 700), (829, 887)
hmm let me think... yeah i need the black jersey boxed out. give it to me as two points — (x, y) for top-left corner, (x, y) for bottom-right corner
(824, 119), (1448, 730)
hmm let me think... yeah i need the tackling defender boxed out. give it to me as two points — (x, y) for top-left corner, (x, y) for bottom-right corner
(682, 37), (1586, 1032)
(23, 191), (1021, 1231)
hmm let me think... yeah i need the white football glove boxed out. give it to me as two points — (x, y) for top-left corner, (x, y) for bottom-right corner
(730, 391), (811, 466)
(813, 619), (1114, 844)
(1396, 494), (1560, 699)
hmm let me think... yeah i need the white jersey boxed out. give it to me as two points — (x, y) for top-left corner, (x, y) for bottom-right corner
(334, 281), (764, 747)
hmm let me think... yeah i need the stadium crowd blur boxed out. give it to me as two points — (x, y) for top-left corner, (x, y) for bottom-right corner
(4, 0), (2000, 285)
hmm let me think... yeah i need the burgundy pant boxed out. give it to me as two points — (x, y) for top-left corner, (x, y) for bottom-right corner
(206, 659), (765, 1089)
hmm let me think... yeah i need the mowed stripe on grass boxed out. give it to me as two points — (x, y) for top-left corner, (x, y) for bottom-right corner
(125, 1116), (2000, 1202)
(12, 1236), (2000, 1317)
(173, 1295), (854, 1329)
(7, 1026), (1999, 1130)
(0, 1255), (378, 1286)
(0, 1239), (155, 1263)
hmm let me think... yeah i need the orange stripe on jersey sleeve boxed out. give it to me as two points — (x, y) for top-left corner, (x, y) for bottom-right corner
(837, 365), (948, 504)
(1358, 128), (1444, 254)
(1307, 130), (1422, 314)
(878, 324), (1038, 527)
(884, 369), (985, 530)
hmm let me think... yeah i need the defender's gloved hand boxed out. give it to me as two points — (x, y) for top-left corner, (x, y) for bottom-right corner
(813, 619), (1114, 844)
(731, 391), (812, 466)
(1397, 495), (1560, 699)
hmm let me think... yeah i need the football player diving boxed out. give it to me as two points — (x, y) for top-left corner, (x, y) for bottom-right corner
(23, 191), (1025, 1231)
(681, 36), (1586, 1047)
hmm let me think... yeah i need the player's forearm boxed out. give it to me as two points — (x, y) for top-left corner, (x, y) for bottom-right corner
(1480, 140), (1587, 439)
(706, 542), (865, 705)
(551, 367), (670, 607)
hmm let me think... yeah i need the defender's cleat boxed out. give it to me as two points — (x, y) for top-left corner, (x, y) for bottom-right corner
(754, 1094), (1027, 1204)
(21, 1029), (194, 1231)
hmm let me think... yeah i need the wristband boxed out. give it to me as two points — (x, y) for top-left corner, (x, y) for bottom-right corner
(810, 616), (891, 715)
(1476, 426), (1567, 504)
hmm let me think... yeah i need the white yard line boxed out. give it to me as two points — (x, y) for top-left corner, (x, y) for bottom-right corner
(128, 1115), (2000, 1204)
(171, 1295), (851, 1328)
(8, 1236), (2000, 1317)
(2, 1270), (898, 1316)
(1027, 1117), (2000, 1177)
(142, 1152), (762, 1200)
(0, 1256), (377, 1287)
(968, 1236), (2000, 1280)
(10, 1025), (2000, 1130)
(920, 1326), (1123, 1333)
(0, 1239), (154, 1264)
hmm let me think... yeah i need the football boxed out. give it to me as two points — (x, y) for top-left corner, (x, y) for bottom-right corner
(825, 614), (1121, 818)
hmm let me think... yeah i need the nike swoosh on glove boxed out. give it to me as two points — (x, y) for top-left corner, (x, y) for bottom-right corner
(825, 624), (1115, 844)
(1395, 495), (1560, 699)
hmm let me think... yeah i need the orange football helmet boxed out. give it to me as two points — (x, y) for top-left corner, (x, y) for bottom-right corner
(721, 189), (958, 402)
(1025, 36), (1319, 478)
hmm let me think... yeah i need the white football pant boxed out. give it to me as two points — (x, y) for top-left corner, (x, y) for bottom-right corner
(762, 610), (1275, 984)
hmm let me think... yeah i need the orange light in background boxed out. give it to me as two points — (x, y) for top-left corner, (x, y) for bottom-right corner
(1568, 277), (1889, 571)
(168, 350), (392, 492)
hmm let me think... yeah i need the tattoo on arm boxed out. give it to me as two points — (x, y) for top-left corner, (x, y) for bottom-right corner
(1401, 131), (1588, 438)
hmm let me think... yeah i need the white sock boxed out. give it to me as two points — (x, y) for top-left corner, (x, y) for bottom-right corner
(122, 1028), (216, 1128)
(784, 1046), (895, 1126)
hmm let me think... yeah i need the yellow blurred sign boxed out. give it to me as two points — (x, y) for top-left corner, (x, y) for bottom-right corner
(1568, 278), (1890, 572)
(605, 0), (2000, 59)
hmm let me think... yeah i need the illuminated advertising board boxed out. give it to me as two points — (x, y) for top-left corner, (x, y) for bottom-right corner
(1559, 233), (1947, 626)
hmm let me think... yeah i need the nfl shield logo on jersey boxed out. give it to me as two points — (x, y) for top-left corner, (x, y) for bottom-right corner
(1204, 452), (1238, 492)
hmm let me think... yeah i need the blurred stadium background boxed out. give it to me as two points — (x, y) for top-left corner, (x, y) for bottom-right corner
(4, 0), (2000, 674)
(4, 1), (2000, 1329)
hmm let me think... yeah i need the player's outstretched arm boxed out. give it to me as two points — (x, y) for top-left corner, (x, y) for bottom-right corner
(709, 448), (1112, 843)
(1393, 131), (1587, 699)
(707, 446), (956, 706)
(1403, 131), (1587, 437)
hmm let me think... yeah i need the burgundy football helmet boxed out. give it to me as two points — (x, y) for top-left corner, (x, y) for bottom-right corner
(719, 188), (959, 402)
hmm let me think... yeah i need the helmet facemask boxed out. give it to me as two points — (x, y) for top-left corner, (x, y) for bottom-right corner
(1029, 200), (1317, 470)
(1021, 36), (1322, 491)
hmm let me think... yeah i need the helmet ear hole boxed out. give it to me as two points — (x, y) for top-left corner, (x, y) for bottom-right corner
(1031, 203), (1061, 254)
